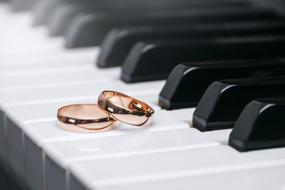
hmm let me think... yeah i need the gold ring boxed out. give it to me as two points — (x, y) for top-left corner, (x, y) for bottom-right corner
(98, 90), (154, 126)
(57, 104), (117, 132)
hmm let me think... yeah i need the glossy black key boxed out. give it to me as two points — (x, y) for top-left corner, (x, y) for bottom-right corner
(98, 21), (285, 68)
(159, 59), (285, 110)
(65, 7), (278, 48)
(193, 77), (285, 131)
(121, 36), (285, 83)
(229, 98), (285, 151)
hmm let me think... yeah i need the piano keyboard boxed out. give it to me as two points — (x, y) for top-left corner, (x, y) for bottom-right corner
(1, 0), (285, 190)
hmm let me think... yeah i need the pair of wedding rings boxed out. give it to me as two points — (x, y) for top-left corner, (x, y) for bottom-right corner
(57, 91), (155, 132)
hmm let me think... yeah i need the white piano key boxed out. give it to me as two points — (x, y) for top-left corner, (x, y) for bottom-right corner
(199, 129), (232, 144)
(0, 80), (164, 107)
(0, 13), (47, 37)
(95, 162), (285, 190)
(0, 35), (63, 51)
(166, 108), (196, 125)
(0, 64), (103, 76)
(0, 47), (97, 67)
(68, 146), (285, 189)
(163, 108), (231, 143)
(0, 57), (91, 72)
(0, 67), (119, 88)
(0, 23), (65, 59)
(0, 43), (66, 59)
(0, 39), (60, 53)
(44, 128), (219, 168)
(0, 82), (110, 106)
(25, 136), (44, 190)
(22, 110), (188, 190)
(0, 12), (33, 30)
(5, 116), (26, 184)
(1, 25), (53, 47)
(0, 35), (58, 48)
(43, 128), (223, 190)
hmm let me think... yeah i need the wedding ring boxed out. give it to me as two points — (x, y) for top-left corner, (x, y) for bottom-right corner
(98, 90), (154, 126)
(57, 104), (117, 132)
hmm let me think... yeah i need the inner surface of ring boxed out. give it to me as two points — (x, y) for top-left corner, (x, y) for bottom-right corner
(103, 91), (150, 114)
(102, 91), (154, 126)
(60, 104), (109, 120)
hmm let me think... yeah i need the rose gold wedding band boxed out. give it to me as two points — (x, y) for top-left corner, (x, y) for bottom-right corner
(57, 104), (117, 132)
(98, 90), (154, 126)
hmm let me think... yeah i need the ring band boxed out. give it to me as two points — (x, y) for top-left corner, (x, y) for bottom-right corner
(57, 104), (117, 132)
(98, 90), (154, 126)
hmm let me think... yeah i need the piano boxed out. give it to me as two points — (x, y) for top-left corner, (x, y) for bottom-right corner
(1, 0), (285, 189)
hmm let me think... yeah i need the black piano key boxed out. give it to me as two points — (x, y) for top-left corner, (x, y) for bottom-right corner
(64, 13), (106, 48)
(47, 4), (82, 36)
(9, 0), (36, 11)
(159, 59), (285, 110)
(255, 0), (285, 16)
(65, 7), (278, 48)
(85, 0), (250, 11)
(33, 0), (60, 26)
(229, 98), (285, 151)
(193, 77), (285, 131)
(66, 0), (250, 13)
(121, 36), (285, 83)
(98, 21), (285, 68)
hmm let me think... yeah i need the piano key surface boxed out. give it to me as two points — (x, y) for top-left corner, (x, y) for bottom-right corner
(90, 163), (285, 190)
(1, 1), (285, 190)
(68, 145), (285, 189)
